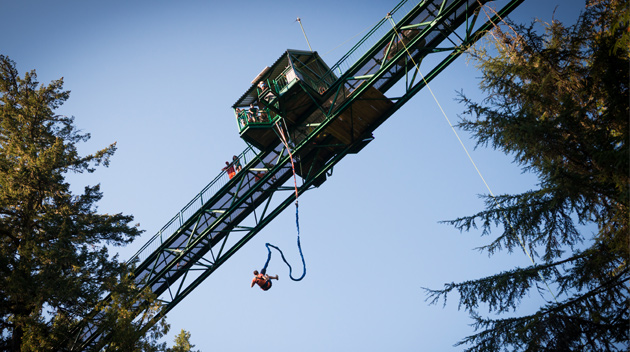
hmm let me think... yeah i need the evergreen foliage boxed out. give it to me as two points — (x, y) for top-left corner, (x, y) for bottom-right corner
(167, 329), (199, 352)
(0, 55), (169, 351)
(426, 1), (629, 351)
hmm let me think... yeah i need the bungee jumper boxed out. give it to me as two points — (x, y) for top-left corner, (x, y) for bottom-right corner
(249, 122), (306, 290)
(250, 269), (279, 291)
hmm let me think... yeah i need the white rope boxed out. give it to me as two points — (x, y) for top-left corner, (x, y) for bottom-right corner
(385, 14), (558, 301)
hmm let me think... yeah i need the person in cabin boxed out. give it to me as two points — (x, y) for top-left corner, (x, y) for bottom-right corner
(222, 161), (236, 179)
(232, 155), (242, 172)
(236, 108), (247, 128)
(258, 107), (268, 123)
(258, 81), (276, 102)
(247, 103), (258, 123)
(251, 269), (279, 291)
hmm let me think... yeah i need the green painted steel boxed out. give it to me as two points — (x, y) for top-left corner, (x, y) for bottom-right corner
(72, 0), (525, 349)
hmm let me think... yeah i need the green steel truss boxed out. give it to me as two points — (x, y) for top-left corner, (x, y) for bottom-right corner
(72, 0), (525, 349)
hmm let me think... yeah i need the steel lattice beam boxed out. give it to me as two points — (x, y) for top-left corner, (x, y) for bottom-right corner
(71, 0), (525, 349)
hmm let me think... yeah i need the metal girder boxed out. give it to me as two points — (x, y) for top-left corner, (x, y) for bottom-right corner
(73, 0), (526, 349)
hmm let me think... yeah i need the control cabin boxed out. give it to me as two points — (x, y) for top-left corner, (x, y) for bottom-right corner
(232, 49), (394, 186)
(231, 50), (335, 151)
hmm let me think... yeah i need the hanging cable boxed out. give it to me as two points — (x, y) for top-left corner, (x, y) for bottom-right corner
(260, 121), (306, 281)
(276, 121), (299, 203)
(385, 14), (558, 301)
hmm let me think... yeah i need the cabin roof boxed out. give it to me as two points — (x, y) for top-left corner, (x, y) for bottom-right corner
(231, 49), (320, 108)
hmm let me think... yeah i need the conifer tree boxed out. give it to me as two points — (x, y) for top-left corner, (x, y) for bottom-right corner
(167, 329), (199, 352)
(427, 1), (629, 351)
(0, 55), (168, 351)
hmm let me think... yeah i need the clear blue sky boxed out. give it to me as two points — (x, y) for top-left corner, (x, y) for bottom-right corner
(1, 0), (583, 350)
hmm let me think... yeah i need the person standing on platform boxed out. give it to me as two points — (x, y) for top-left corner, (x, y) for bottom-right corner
(232, 155), (242, 172)
(223, 161), (236, 179)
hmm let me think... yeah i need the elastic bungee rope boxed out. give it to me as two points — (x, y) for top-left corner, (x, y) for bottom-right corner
(260, 122), (306, 281)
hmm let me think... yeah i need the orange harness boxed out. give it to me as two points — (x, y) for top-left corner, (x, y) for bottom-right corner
(254, 274), (272, 291)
